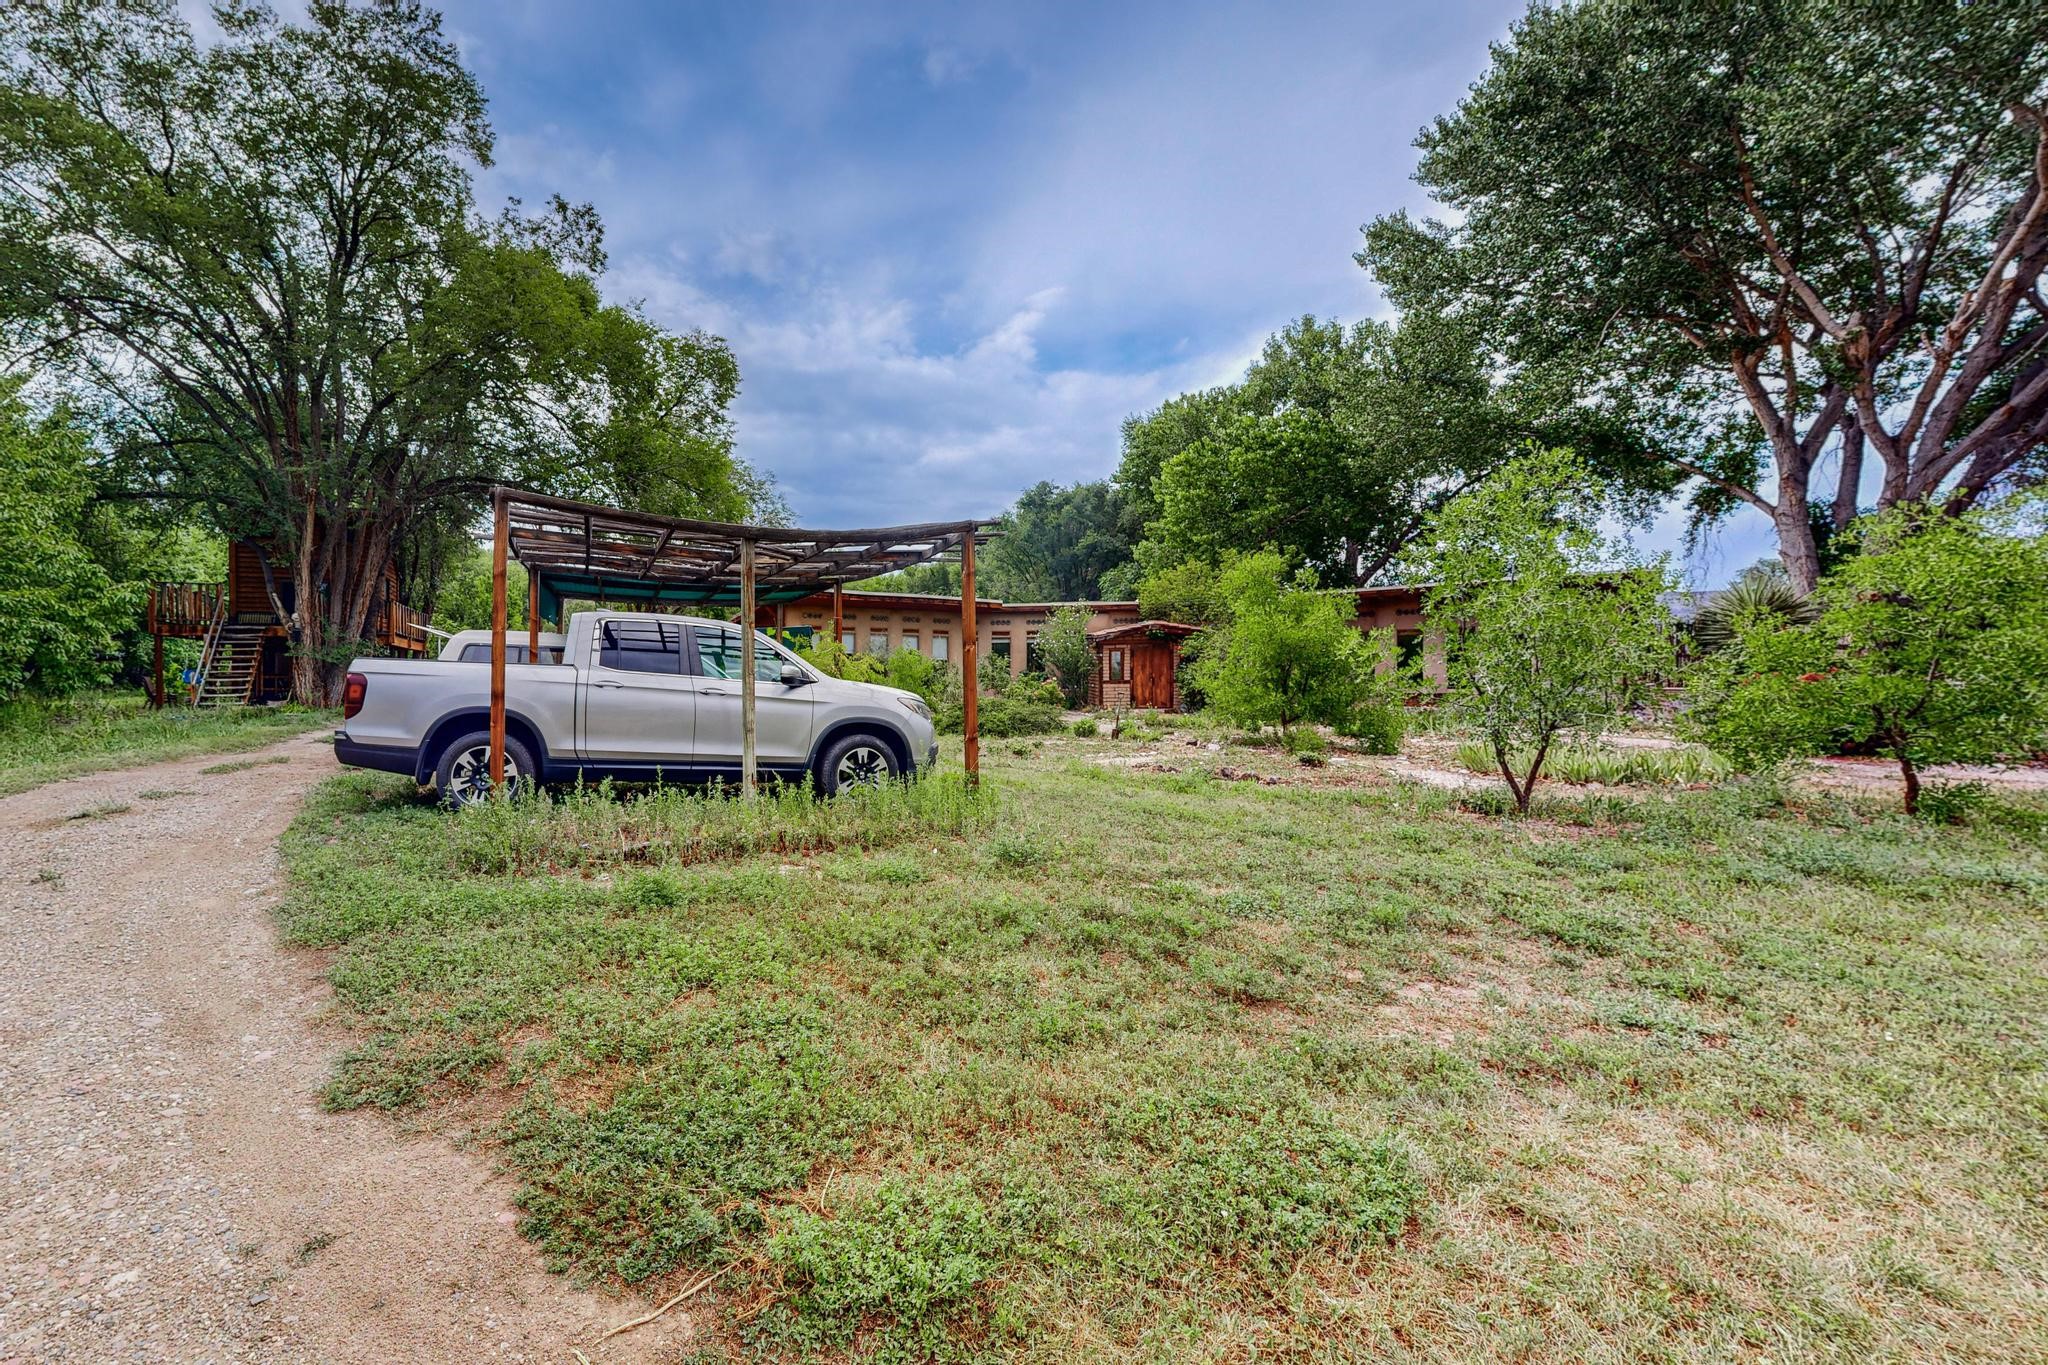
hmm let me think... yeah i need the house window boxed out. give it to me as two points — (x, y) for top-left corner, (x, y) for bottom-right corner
(990, 635), (1012, 668)
(866, 630), (889, 656)
(1108, 647), (1125, 682)
(1025, 633), (1043, 674)
(840, 629), (856, 652)
(901, 631), (920, 654)
(931, 632), (950, 661)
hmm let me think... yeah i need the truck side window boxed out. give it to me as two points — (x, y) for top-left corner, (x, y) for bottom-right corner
(459, 643), (530, 663)
(599, 620), (682, 674)
(691, 627), (785, 682)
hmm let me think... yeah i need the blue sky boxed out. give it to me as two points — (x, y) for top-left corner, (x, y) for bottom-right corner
(430, 0), (1775, 586)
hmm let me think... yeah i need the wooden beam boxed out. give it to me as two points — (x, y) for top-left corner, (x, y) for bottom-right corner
(489, 490), (509, 788)
(152, 627), (165, 710)
(961, 527), (979, 786)
(833, 582), (844, 645)
(740, 537), (758, 798)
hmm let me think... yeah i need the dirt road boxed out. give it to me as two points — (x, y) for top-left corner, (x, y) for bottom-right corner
(0, 732), (693, 1363)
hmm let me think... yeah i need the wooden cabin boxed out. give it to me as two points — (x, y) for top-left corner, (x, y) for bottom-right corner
(146, 537), (430, 706)
(1085, 620), (1200, 711)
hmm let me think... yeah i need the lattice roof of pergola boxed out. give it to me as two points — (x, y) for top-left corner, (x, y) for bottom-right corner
(496, 487), (997, 608)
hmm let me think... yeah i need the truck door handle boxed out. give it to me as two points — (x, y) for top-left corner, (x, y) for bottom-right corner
(591, 680), (623, 689)
(697, 687), (725, 696)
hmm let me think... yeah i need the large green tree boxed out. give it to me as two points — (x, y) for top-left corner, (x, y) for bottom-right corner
(1119, 311), (1663, 587)
(1363, 0), (2048, 591)
(0, 1), (760, 701)
(981, 479), (1130, 602)
(0, 379), (137, 700)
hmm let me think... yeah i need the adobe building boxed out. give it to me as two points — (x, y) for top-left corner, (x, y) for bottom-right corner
(768, 583), (1446, 711)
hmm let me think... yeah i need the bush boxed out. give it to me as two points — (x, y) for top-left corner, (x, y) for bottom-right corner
(1069, 718), (1099, 738)
(1683, 499), (2048, 814)
(1281, 726), (1328, 760)
(935, 693), (1066, 738)
(1338, 702), (1405, 755)
(883, 646), (942, 702)
(796, 634), (884, 684)
(1192, 551), (1391, 737)
(1036, 605), (1094, 707)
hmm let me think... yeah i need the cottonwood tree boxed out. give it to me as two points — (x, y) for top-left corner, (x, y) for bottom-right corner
(1411, 449), (1674, 814)
(0, 1), (756, 702)
(1119, 311), (1665, 588)
(1364, 0), (2048, 590)
(1685, 500), (2048, 814)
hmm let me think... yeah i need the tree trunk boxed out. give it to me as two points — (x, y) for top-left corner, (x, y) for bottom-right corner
(1774, 494), (1822, 594)
(1831, 417), (1864, 532)
(1897, 748), (1921, 816)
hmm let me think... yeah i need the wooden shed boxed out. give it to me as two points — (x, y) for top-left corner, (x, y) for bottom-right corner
(1086, 620), (1201, 712)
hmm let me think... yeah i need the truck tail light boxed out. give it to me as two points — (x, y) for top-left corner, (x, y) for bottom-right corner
(342, 672), (367, 720)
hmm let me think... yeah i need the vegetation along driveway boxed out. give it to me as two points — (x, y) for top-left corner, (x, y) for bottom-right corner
(0, 732), (686, 1363)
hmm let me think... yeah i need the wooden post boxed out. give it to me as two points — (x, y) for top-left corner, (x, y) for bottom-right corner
(488, 491), (509, 788)
(151, 629), (165, 710)
(960, 526), (978, 785)
(527, 564), (540, 662)
(740, 537), (758, 798)
(832, 582), (843, 648)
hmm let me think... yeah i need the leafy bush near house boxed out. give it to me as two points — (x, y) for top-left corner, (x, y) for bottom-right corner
(1683, 499), (2048, 814)
(796, 633), (885, 684)
(1036, 605), (1095, 707)
(883, 645), (943, 702)
(1070, 717), (1100, 738)
(1192, 551), (1391, 738)
(1338, 702), (1406, 755)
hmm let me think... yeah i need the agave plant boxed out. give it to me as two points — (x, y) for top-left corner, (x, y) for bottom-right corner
(1690, 569), (1820, 652)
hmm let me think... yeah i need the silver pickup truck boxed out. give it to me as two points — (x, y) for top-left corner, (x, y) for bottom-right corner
(334, 610), (938, 803)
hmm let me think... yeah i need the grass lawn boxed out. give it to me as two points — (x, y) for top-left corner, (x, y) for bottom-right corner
(279, 725), (2048, 1362)
(0, 690), (333, 798)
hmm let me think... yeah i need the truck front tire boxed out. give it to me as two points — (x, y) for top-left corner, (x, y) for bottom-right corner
(815, 731), (899, 796)
(433, 729), (535, 808)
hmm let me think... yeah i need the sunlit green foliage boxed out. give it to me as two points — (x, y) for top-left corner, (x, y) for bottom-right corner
(1685, 501), (2048, 813)
(1410, 449), (1675, 812)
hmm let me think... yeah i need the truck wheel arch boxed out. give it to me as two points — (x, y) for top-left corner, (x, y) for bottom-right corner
(807, 718), (910, 779)
(417, 708), (550, 785)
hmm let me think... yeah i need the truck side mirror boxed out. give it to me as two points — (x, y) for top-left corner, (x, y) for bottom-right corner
(779, 663), (810, 686)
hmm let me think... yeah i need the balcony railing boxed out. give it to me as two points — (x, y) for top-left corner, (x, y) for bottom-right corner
(147, 581), (226, 637)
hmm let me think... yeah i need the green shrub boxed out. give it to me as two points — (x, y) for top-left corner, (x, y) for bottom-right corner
(1916, 781), (1992, 826)
(1069, 718), (1099, 738)
(765, 1178), (1003, 1358)
(1338, 702), (1405, 755)
(1192, 551), (1391, 737)
(883, 646), (943, 702)
(1282, 726), (1328, 760)
(936, 694), (1065, 738)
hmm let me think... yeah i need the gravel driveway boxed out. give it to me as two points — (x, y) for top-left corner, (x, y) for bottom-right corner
(0, 732), (694, 1363)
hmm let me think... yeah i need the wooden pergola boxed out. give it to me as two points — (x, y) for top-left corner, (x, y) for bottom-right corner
(484, 487), (997, 794)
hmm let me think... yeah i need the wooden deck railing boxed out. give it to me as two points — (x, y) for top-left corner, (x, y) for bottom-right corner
(379, 600), (433, 653)
(147, 581), (226, 637)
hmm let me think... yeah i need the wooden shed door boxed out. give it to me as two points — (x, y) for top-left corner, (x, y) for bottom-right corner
(1131, 643), (1174, 709)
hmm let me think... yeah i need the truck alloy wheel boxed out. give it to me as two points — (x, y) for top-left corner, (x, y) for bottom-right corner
(436, 730), (533, 807)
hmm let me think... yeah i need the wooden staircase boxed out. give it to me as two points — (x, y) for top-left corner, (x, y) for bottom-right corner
(194, 623), (268, 708)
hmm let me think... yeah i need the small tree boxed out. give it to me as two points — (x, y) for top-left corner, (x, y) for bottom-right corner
(1192, 551), (1381, 738)
(1685, 502), (2048, 814)
(1036, 606), (1094, 707)
(1411, 449), (1674, 813)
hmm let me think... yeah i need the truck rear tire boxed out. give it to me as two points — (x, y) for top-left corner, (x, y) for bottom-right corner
(815, 731), (899, 796)
(433, 729), (535, 808)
